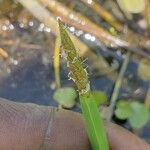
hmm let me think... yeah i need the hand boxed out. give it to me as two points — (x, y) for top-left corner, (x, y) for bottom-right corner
(0, 98), (149, 150)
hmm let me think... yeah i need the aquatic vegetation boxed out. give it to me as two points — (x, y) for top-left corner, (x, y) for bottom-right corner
(59, 19), (109, 150)
(115, 100), (150, 129)
(54, 36), (61, 89)
(107, 52), (130, 121)
(53, 87), (77, 108)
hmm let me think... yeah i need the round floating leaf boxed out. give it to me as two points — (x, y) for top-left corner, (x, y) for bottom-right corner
(117, 0), (146, 13)
(91, 91), (107, 106)
(53, 87), (77, 108)
(115, 100), (133, 120)
(129, 102), (150, 129)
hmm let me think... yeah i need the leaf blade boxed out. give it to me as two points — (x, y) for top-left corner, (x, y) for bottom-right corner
(80, 94), (109, 150)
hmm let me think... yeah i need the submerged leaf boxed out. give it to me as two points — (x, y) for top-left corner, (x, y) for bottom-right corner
(53, 87), (77, 108)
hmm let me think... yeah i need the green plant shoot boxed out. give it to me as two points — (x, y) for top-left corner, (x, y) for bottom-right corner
(58, 19), (109, 150)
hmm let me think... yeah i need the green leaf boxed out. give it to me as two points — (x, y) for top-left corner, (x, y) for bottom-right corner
(129, 102), (150, 129)
(80, 93), (109, 150)
(117, 0), (146, 13)
(115, 101), (133, 119)
(91, 91), (107, 106)
(53, 87), (77, 108)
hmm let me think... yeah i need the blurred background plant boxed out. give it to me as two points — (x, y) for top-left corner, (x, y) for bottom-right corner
(0, 0), (149, 143)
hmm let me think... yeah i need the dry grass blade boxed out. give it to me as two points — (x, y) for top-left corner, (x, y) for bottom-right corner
(39, 0), (129, 48)
(81, 0), (124, 32)
(17, 0), (58, 34)
(0, 48), (9, 59)
(146, 0), (150, 32)
(39, 0), (150, 56)
(0, 40), (42, 49)
(54, 36), (61, 89)
(107, 52), (130, 121)
(145, 88), (150, 108)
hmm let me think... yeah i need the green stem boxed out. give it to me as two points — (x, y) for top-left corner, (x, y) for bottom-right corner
(107, 52), (130, 121)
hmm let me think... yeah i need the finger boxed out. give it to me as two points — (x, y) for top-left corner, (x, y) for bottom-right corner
(0, 98), (50, 150)
(0, 98), (90, 150)
(106, 122), (150, 150)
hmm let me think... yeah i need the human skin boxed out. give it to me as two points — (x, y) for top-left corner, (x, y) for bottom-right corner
(0, 98), (149, 150)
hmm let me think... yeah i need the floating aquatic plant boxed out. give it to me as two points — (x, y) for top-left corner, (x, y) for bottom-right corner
(58, 19), (109, 150)
(115, 100), (150, 129)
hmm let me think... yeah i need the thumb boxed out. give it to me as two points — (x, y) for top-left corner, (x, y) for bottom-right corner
(105, 122), (150, 150)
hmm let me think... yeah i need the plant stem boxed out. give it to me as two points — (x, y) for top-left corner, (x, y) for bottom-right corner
(107, 52), (130, 121)
(81, 0), (124, 32)
(54, 36), (61, 89)
(145, 88), (150, 108)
